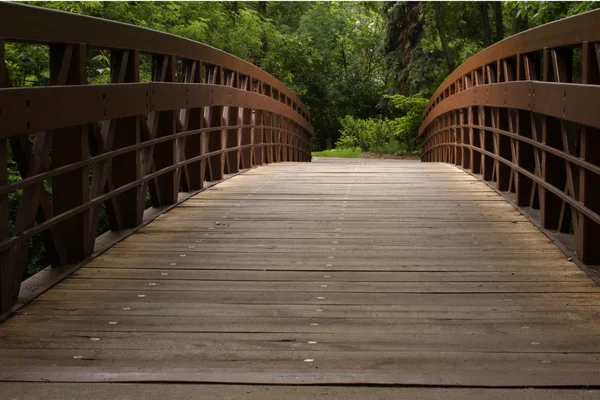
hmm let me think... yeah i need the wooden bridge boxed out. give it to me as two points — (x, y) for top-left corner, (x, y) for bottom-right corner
(1, 3), (600, 397)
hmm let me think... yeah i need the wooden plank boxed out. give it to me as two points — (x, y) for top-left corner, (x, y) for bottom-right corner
(34, 289), (600, 306)
(69, 268), (590, 282)
(4, 331), (600, 353)
(0, 384), (598, 400)
(54, 279), (600, 293)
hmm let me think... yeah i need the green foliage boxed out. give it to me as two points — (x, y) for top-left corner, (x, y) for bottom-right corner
(337, 116), (393, 152)
(4, 43), (50, 87)
(382, 1), (600, 98)
(386, 94), (428, 152)
(336, 94), (426, 154)
(513, 1), (600, 26)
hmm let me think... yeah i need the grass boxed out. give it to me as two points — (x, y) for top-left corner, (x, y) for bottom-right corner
(311, 149), (362, 158)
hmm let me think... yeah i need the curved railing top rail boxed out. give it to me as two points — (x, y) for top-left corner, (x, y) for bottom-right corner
(420, 8), (600, 130)
(0, 2), (310, 121)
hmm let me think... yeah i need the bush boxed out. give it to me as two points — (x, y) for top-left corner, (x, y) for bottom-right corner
(386, 94), (428, 152)
(336, 116), (393, 152)
(335, 94), (427, 154)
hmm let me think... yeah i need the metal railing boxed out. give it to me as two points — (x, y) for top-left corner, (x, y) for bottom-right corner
(419, 9), (600, 267)
(0, 3), (313, 313)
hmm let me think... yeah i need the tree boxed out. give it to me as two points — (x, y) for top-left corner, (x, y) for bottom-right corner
(492, 2), (504, 42)
(480, 2), (492, 47)
(433, 2), (454, 71)
(511, 4), (529, 34)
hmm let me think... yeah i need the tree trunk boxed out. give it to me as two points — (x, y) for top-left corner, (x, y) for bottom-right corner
(492, 2), (504, 42)
(480, 2), (491, 47)
(433, 2), (455, 72)
(511, 7), (529, 34)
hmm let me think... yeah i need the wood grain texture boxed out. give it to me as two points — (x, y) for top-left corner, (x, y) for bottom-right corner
(0, 158), (599, 386)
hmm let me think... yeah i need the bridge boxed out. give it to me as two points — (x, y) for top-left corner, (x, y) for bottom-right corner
(1, 3), (600, 397)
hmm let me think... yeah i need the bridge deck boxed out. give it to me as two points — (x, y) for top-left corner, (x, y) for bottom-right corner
(0, 158), (599, 386)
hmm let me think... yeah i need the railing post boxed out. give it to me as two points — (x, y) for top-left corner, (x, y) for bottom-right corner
(264, 85), (273, 164)
(51, 43), (91, 262)
(105, 50), (144, 230)
(290, 125), (295, 162)
(293, 125), (299, 162)
(284, 118), (290, 162)
(461, 108), (470, 169)
(287, 122), (291, 161)
(496, 59), (513, 192)
(455, 110), (461, 166)
(224, 71), (239, 175)
(540, 48), (567, 230)
(282, 118), (288, 162)
(515, 54), (535, 207)
(0, 39), (11, 313)
(578, 42), (600, 264)
(287, 119), (293, 162)
(481, 106), (494, 181)
(180, 60), (204, 191)
(275, 114), (281, 163)
(205, 65), (225, 181)
(253, 80), (265, 166)
(148, 54), (178, 206)
(238, 75), (252, 169)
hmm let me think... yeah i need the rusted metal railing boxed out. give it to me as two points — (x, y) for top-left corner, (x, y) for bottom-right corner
(419, 10), (600, 267)
(0, 3), (313, 313)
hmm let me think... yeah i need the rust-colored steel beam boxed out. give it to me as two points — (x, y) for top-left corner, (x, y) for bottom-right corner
(420, 9), (600, 268)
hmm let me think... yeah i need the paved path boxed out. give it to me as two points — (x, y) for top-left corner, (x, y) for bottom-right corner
(0, 158), (599, 387)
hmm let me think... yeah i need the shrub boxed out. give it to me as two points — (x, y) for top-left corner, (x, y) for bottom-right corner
(336, 95), (427, 154)
(336, 116), (393, 152)
(386, 94), (428, 152)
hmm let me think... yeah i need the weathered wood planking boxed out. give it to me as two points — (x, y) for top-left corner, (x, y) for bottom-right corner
(0, 158), (599, 386)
